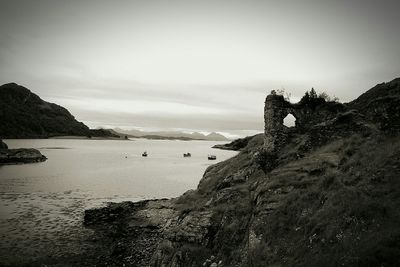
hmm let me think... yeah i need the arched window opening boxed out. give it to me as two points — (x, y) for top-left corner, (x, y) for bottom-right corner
(283, 113), (296, 127)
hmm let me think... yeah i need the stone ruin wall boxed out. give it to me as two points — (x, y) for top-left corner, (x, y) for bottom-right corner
(263, 90), (344, 153)
(264, 93), (292, 153)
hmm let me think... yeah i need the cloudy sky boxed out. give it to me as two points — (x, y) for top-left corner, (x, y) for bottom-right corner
(1, 0), (399, 137)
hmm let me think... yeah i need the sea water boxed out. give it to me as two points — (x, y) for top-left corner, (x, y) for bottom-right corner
(0, 138), (237, 264)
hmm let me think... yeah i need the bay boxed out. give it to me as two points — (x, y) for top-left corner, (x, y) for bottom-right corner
(0, 138), (237, 264)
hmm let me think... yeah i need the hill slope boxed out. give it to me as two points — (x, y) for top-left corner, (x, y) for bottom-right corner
(348, 77), (400, 132)
(81, 78), (400, 267)
(0, 83), (117, 138)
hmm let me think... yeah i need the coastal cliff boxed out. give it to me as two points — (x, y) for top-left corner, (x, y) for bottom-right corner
(84, 78), (400, 266)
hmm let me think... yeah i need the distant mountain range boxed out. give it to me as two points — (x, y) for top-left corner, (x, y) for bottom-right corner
(112, 128), (230, 141)
(0, 83), (118, 138)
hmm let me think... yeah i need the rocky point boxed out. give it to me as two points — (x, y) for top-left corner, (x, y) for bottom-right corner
(83, 78), (400, 266)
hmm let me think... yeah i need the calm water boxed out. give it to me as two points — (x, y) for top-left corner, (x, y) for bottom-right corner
(0, 138), (237, 264)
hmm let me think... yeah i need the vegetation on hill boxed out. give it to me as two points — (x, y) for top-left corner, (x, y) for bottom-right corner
(81, 78), (400, 267)
(0, 83), (117, 138)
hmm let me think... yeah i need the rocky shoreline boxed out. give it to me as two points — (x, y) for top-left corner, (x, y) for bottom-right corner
(84, 199), (175, 266)
(84, 193), (228, 266)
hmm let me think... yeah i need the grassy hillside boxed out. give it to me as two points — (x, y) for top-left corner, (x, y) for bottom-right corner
(78, 78), (400, 267)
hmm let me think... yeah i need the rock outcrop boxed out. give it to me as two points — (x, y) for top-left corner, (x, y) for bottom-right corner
(0, 83), (118, 138)
(0, 147), (47, 164)
(83, 78), (400, 267)
(0, 139), (47, 164)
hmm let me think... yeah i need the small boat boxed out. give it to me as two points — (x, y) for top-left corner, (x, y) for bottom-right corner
(208, 155), (216, 160)
(183, 152), (191, 157)
(142, 151), (148, 157)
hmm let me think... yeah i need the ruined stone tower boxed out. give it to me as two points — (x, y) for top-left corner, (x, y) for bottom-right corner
(264, 91), (291, 153)
(264, 89), (344, 153)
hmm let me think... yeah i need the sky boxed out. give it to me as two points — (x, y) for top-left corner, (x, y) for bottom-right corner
(1, 0), (399, 138)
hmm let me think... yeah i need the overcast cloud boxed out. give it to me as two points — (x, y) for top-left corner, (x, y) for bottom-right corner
(1, 0), (399, 137)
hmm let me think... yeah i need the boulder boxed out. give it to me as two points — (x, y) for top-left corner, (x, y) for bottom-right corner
(0, 148), (47, 164)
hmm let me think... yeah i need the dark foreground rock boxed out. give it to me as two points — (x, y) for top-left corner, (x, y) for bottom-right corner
(83, 78), (400, 267)
(0, 148), (47, 164)
(84, 199), (176, 267)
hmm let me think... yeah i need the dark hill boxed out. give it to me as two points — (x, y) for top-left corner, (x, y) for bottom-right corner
(213, 134), (262, 151)
(348, 78), (400, 132)
(0, 83), (117, 138)
(80, 78), (400, 267)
